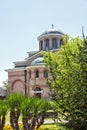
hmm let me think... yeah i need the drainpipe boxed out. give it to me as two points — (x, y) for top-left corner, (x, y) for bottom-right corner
(24, 69), (27, 96)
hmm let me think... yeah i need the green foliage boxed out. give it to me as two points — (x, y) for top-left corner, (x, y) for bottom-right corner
(21, 97), (49, 130)
(0, 99), (8, 116)
(0, 99), (8, 130)
(7, 93), (24, 130)
(31, 97), (49, 115)
(2, 80), (9, 94)
(21, 96), (32, 117)
(2, 80), (8, 88)
(7, 93), (24, 111)
(43, 36), (87, 130)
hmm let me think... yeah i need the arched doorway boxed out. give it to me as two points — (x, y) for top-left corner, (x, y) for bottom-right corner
(34, 87), (42, 98)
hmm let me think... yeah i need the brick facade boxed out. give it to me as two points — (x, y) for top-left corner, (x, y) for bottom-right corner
(6, 27), (64, 100)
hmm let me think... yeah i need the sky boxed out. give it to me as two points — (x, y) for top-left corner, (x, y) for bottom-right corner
(0, 0), (87, 87)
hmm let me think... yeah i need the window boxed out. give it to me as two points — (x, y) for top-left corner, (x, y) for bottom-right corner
(52, 39), (57, 49)
(60, 39), (63, 46)
(29, 70), (31, 79)
(44, 70), (48, 78)
(40, 41), (43, 50)
(36, 70), (39, 78)
(46, 39), (49, 50)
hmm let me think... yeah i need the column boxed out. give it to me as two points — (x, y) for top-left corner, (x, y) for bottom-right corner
(43, 39), (46, 51)
(57, 38), (60, 48)
(49, 38), (52, 50)
(39, 68), (43, 78)
(31, 69), (35, 79)
(39, 41), (41, 51)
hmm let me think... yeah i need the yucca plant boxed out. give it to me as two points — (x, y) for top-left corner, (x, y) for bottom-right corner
(21, 97), (49, 130)
(0, 99), (8, 130)
(35, 98), (49, 129)
(21, 97), (33, 130)
(7, 93), (24, 130)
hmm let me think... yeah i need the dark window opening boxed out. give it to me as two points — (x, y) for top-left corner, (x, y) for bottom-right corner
(44, 70), (48, 78)
(36, 70), (39, 78)
(60, 39), (63, 46)
(40, 41), (43, 50)
(46, 39), (49, 50)
(29, 71), (31, 79)
(52, 39), (57, 49)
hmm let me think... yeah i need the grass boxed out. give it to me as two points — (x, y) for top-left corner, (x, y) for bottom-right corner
(4, 123), (66, 130)
(36, 124), (66, 130)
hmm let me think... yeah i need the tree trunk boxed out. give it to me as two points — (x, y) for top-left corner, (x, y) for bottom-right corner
(0, 119), (3, 130)
(2, 115), (5, 129)
(10, 111), (20, 130)
(36, 114), (45, 129)
(22, 116), (29, 130)
(0, 115), (6, 130)
(0, 125), (3, 130)
(10, 111), (14, 129)
(30, 115), (37, 130)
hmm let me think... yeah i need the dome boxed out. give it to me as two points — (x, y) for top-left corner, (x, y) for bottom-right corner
(37, 26), (64, 40)
(31, 57), (44, 65)
(41, 28), (64, 36)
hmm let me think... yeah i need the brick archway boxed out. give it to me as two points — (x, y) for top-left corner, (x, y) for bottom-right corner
(11, 80), (25, 95)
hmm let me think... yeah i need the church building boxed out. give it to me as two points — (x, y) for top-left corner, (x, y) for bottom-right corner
(6, 26), (64, 100)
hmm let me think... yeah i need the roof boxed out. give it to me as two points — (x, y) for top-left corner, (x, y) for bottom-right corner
(31, 57), (45, 65)
(41, 28), (64, 35)
(38, 27), (64, 39)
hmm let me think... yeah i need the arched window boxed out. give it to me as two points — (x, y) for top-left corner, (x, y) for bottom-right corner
(40, 41), (43, 50)
(36, 70), (39, 78)
(46, 39), (49, 50)
(60, 39), (63, 46)
(44, 70), (48, 78)
(29, 70), (31, 79)
(52, 39), (57, 49)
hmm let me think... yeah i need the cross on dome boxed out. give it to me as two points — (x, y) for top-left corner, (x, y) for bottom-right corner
(52, 24), (54, 29)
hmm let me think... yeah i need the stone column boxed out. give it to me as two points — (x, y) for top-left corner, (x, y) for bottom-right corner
(27, 70), (30, 96)
(39, 68), (43, 78)
(26, 70), (29, 96)
(29, 69), (35, 96)
(49, 38), (52, 50)
(39, 41), (41, 51)
(43, 39), (46, 51)
(31, 69), (35, 79)
(57, 38), (60, 48)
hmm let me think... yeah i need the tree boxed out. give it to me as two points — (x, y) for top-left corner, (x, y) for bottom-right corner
(0, 99), (8, 130)
(2, 80), (8, 89)
(7, 93), (24, 130)
(43, 36), (87, 130)
(2, 80), (9, 95)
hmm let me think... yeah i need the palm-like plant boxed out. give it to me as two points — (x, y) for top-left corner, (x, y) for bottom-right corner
(7, 93), (24, 130)
(31, 97), (43, 130)
(21, 97), (33, 130)
(0, 99), (8, 130)
(35, 98), (49, 129)
(21, 97), (49, 130)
